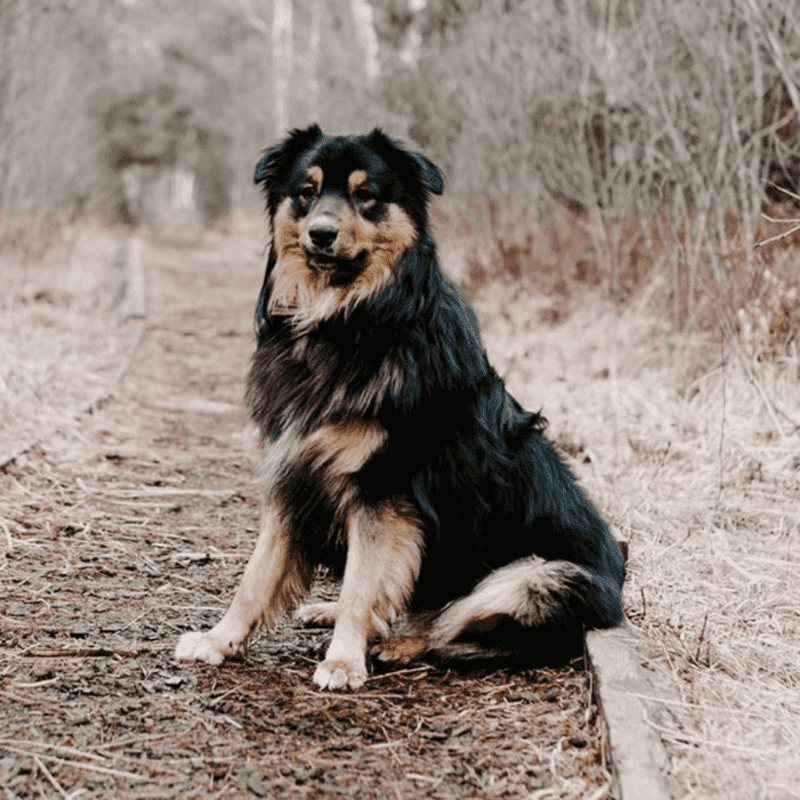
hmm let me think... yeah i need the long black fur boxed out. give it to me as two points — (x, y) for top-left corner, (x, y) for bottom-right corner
(245, 126), (625, 662)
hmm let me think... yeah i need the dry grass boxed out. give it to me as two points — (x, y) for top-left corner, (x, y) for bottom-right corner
(455, 215), (800, 798)
(0, 217), (140, 465)
(2, 210), (799, 798)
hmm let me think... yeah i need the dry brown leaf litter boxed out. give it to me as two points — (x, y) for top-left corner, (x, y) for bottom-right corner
(1, 221), (611, 799)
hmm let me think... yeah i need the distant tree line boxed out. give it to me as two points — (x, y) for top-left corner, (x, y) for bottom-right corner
(372, 0), (800, 236)
(0, 0), (380, 225)
(0, 0), (797, 236)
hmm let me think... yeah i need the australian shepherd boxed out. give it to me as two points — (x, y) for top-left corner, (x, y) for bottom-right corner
(175, 125), (625, 690)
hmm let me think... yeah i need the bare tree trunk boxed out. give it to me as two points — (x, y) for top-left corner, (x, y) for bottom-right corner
(349, 0), (380, 83)
(235, 0), (294, 138)
(0, 0), (31, 211)
(307, 0), (322, 122)
(272, 0), (294, 137)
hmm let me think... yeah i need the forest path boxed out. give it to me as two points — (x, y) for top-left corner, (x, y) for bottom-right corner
(1, 227), (610, 799)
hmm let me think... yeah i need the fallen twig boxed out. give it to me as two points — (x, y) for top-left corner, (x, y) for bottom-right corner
(1, 745), (148, 781)
(33, 754), (68, 799)
(0, 739), (107, 762)
(366, 665), (432, 682)
(23, 646), (146, 658)
(755, 218), (800, 248)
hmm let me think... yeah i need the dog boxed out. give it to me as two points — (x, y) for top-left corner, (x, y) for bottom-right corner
(175, 125), (625, 690)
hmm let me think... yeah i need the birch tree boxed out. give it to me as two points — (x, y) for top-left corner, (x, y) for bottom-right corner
(272, 0), (294, 136)
(307, 0), (322, 121)
(350, 0), (380, 83)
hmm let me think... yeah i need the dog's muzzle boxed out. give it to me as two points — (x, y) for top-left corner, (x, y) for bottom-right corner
(305, 221), (367, 283)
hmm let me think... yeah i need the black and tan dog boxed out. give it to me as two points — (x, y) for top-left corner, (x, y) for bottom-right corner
(175, 125), (625, 690)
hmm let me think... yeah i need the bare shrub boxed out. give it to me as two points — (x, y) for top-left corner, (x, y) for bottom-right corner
(420, 1), (797, 214)
(394, 0), (800, 315)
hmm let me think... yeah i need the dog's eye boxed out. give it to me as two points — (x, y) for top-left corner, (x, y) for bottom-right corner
(353, 187), (376, 203)
(299, 184), (316, 201)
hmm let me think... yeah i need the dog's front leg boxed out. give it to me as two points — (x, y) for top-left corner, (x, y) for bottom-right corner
(313, 503), (423, 690)
(175, 502), (309, 665)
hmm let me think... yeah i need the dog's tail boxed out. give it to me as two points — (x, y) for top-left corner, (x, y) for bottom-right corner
(377, 556), (622, 664)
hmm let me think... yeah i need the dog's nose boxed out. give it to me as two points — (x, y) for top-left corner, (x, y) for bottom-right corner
(309, 224), (338, 250)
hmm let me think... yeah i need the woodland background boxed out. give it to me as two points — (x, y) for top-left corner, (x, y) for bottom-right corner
(2, 2), (800, 799)
(1, 0), (798, 233)
(2, 0), (800, 337)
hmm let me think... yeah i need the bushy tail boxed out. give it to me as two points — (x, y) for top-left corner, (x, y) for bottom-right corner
(376, 555), (623, 665)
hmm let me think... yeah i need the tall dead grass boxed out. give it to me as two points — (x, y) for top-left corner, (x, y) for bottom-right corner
(436, 192), (800, 375)
(406, 0), (800, 275)
(0, 217), (136, 464)
(435, 195), (800, 798)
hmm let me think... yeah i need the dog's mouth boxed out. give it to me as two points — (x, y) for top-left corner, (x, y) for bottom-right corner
(306, 250), (368, 285)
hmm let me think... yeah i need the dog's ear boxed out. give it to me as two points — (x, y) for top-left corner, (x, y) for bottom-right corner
(365, 129), (444, 196)
(254, 124), (324, 186)
(411, 152), (444, 196)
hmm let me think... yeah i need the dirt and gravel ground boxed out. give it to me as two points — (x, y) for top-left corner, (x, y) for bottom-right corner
(1, 227), (613, 799)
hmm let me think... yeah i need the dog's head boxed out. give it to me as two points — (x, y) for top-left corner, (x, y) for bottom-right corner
(254, 125), (443, 324)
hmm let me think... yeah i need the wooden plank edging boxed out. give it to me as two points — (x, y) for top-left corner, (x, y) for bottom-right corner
(585, 620), (685, 800)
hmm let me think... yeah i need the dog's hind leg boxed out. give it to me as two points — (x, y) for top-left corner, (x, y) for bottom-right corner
(295, 601), (338, 627)
(175, 501), (310, 665)
(313, 502), (423, 690)
(376, 556), (612, 663)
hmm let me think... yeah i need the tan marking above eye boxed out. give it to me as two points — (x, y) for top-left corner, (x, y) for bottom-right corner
(347, 170), (369, 195)
(306, 165), (323, 193)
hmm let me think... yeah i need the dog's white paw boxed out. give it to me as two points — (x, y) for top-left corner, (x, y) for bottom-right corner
(312, 658), (367, 690)
(174, 631), (228, 665)
(295, 601), (337, 627)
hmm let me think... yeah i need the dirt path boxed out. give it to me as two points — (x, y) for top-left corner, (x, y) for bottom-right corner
(1, 229), (611, 799)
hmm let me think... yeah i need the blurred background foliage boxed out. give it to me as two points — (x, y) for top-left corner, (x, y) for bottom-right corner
(0, 0), (798, 236)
